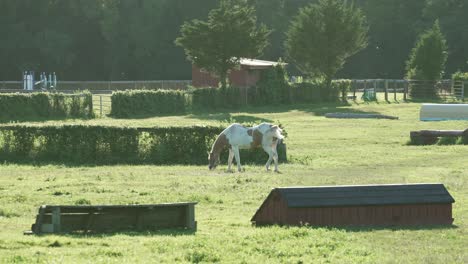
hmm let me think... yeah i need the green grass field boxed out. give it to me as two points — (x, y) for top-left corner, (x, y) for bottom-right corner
(0, 101), (467, 263)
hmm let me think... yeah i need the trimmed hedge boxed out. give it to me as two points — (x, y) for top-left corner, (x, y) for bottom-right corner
(0, 92), (93, 120)
(191, 86), (244, 110)
(189, 74), (344, 111)
(0, 125), (286, 165)
(111, 89), (186, 117)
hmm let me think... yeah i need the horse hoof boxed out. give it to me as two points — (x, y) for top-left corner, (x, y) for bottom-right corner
(274, 170), (281, 174)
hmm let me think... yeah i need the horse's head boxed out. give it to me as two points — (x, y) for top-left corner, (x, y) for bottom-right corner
(208, 151), (220, 170)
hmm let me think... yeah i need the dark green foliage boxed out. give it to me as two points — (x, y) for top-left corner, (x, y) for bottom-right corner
(253, 64), (290, 105)
(1, 0), (468, 81)
(190, 77), (346, 111)
(0, 92), (93, 121)
(110, 90), (186, 117)
(334, 79), (352, 101)
(290, 81), (325, 104)
(190, 87), (244, 111)
(0, 125), (287, 165)
(406, 21), (448, 98)
(285, 0), (368, 88)
(175, 0), (270, 88)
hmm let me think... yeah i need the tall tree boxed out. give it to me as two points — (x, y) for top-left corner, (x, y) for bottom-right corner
(339, 0), (426, 79)
(285, 0), (368, 91)
(423, 0), (468, 74)
(406, 20), (448, 98)
(175, 0), (270, 88)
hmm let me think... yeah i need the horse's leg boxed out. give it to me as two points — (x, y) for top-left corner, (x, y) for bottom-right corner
(227, 148), (234, 172)
(271, 141), (280, 172)
(232, 146), (243, 172)
(262, 145), (273, 171)
(272, 150), (279, 172)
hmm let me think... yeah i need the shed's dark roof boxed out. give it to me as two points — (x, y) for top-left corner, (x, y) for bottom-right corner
(277, 184), (455, 208)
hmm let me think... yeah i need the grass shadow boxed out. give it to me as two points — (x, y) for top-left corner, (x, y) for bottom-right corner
(188, 112), (273, 123)
(189, 102), (386, 119)
(0, 116), (94, 124)
(32, 228), (197, 238)
(328, 224), (459, 232)
(108, 112), (187, 119)
(255, 224), (458, 232)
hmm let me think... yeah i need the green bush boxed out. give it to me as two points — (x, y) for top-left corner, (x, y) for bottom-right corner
(406, 21), (447, 99)
(111, 90), (186, 117)
(0, 92), (93, 121)
(333, 79), (352, 101)
(290, 82), (322, 103)
(0, 125), (287, 165)
(253, 64), (290, 105)
(190, 86), (244, 111)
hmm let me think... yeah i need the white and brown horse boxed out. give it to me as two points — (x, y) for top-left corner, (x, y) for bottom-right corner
(208, 123), (284, 172)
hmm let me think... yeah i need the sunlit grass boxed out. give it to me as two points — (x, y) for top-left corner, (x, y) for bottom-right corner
(0, 101), (467, 263)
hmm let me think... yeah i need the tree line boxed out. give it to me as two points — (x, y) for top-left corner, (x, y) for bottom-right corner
(0, 0), (466, 81)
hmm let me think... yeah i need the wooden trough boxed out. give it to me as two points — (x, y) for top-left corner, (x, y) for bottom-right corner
(25, 202), (197, 235)
(410, 129), (468, 145)
(251, 184), (455, 227)
(420, 103), (468, 121)
(325, 113), (398, 120)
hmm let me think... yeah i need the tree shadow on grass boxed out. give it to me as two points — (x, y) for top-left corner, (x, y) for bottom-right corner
(188, 112), (273, 124)
(0, 116), (92, 124)
(107, 112), (187, 119)
(189, 102), (386, 120)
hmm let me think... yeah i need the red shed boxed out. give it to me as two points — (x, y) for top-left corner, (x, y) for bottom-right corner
(251, 184), (455, 226)
(192, 58), (283, 88)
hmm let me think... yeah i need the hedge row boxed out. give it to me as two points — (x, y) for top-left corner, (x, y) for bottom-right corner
(110, 66), (353, 115)
(111, 90), (186, 117)
(0, 125), (286, 165)
(0, 92), (93, 120)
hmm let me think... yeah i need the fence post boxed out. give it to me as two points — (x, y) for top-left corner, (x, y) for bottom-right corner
(384, 80), (388, 101)
(404, 81), (408, 101)
(463, 81), (465, 101)
(100, 96), (103, 117)
(394, 80), (397, 101)
(352, 80), (356, 99)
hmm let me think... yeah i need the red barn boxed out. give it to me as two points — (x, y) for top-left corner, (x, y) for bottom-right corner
(192, 58), (283, 88)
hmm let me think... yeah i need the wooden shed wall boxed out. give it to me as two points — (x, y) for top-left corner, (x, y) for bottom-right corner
(252, 190), (289, 225)
(254, 203), (453, 226)
(192, 65), (262, 88)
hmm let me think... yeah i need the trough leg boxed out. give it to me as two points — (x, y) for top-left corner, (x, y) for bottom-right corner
(52, 208), (61, 233)
(33, 205), (46, 234)
(186, 204), (196, 230)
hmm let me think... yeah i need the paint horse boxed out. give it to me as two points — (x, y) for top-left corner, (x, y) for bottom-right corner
(208, 123), (284, 172)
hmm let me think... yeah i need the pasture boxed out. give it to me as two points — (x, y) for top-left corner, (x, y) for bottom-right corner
(0, 102), (467, 263)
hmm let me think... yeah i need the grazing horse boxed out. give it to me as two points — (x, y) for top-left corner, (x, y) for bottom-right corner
(208, 123), (284, 172)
